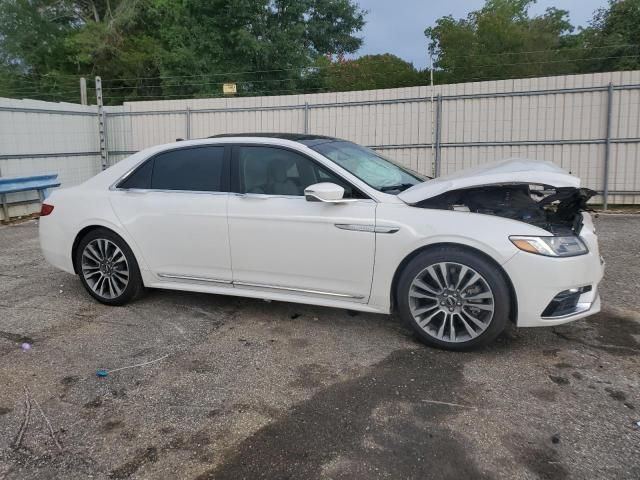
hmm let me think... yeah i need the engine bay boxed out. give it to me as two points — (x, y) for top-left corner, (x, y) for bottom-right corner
(413, 184), (597, 235)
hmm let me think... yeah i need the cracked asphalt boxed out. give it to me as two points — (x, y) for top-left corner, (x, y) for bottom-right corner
(0, 214), (639, 479)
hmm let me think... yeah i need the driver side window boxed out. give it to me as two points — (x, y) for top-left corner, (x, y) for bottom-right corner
(236, 146), (365, 198)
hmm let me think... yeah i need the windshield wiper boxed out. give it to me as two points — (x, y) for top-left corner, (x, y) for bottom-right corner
(379, 183), (416, 193)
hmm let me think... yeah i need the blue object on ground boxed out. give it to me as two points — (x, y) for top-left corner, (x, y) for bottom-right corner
(96, 369), (109, 377)
(0, 174), (61, 221)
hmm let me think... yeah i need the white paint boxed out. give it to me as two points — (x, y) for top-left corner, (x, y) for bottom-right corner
(39, 136), (604, 331)
(398, 158), (580, 203)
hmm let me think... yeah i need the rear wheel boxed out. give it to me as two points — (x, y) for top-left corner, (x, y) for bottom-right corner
(76, 228), (143, 305)
(397, 246), (511, 351)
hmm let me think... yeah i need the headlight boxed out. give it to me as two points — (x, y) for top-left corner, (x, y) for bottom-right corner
(509, 235), (588, 257)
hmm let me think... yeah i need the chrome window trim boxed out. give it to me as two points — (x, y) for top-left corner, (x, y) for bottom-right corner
(114, 188), (230, 196)
(108, 140), (384, 202)
(232, 192), (375, 203)
(109, 143), (228, 192)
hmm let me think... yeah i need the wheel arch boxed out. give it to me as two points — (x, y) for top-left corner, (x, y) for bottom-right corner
(390, 242), (518, 323)
(71, 224), (141, 275)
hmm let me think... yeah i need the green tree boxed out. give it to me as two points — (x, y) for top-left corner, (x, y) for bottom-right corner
(320, 54), (426, 92)
(425, 0), (579, 84)
(0, 0), (366, 103)
(577, 0), (640, 73)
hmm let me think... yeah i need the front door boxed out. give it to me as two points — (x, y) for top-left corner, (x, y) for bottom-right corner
(110, 145), (233, 283)
(227, 145), (376, 302)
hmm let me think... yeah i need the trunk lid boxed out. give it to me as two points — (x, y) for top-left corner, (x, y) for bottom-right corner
(398, 158), (580, 204)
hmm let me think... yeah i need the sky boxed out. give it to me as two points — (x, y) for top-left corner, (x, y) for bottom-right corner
(355, 0), (609, 69)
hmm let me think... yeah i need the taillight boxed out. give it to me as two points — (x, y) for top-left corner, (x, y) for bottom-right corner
(40, 203), (54, 216)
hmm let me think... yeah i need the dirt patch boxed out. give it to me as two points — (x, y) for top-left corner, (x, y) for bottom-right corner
(549, 375), (570, 386)
(605, 388), (627, 402)
(288, 363), (339, 389)
(102, 420), (125, 433)
(199, 348), (488, 480)
(0, 330), (33, 344)
(83, 397), (103, 409)
(110, 446), (158, 478)
(505, 434), (568, 480)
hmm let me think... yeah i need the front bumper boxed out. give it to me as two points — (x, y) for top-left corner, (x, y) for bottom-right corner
(502, 216), (604, 327)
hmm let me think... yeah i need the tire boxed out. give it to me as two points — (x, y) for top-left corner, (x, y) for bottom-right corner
(396, 246), (511, 351)
(75, 228), (143, 306)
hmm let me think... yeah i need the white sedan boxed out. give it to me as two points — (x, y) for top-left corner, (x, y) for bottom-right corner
(39, 134), (604, 350)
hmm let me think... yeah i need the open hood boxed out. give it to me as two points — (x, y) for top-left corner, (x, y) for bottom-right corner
(398, 158), (580, 204)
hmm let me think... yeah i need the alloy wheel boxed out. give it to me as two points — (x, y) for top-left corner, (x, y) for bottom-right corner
(81, 238), (130, 299)
(408, 262), (495, 343)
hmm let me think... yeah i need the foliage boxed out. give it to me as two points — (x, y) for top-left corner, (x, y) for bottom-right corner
(577, 0), (640, 73)
(425, 0), (580, 84)
(0, 0), (366, 103)
(319, 54), (426, 91)
(1, 0), (639, 103)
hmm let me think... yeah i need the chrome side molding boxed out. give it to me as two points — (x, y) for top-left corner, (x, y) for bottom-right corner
(335, 224), (400, 234)
(158, 273), (364, 299)
(234, 281), (364, 299)
(157, 273), (232, 284)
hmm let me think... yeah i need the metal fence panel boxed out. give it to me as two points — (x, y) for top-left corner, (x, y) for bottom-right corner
(1, 70), (640, 220)
(0, 98), (101, 219)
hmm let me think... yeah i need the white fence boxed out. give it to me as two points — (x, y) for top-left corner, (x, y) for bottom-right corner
(1, 70), (640, 219)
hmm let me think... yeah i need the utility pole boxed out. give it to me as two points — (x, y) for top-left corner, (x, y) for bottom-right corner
(80, 77), (87, 105)
(95, 76), (108, 170)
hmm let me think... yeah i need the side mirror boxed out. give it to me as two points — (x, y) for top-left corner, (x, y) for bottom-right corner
(304, 182), (356, 203)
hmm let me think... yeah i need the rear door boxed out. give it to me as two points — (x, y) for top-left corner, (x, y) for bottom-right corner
(110, 145), (233, 284)
(227, 144), (377, 302)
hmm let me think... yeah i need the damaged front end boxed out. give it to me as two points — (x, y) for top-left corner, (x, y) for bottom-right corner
(396, 159), (596, 235)
(411, 184), (596, 235)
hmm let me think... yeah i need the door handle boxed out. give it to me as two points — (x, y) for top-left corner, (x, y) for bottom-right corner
(236, 193), (270, 200)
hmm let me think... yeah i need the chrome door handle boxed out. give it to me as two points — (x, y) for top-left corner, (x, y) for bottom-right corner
(236, 193), (270, 200)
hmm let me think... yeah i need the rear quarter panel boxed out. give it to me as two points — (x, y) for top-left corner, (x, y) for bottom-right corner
(39, 186), (149, 275)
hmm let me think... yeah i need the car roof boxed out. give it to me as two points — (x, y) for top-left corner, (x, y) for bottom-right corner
(207, 132), (340, 147)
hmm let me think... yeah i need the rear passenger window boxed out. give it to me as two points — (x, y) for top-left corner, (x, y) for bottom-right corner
(152, 147), (224, 191)
(118, 146), (225, 192)
(118, 158), (153, 189)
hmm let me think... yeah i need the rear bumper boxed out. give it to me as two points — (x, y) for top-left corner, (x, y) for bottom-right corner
(503, 248), (604, 328)
(39, 217), (75, 274)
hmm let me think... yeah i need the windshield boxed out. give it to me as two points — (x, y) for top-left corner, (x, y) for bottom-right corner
(311, 141), (427, 193)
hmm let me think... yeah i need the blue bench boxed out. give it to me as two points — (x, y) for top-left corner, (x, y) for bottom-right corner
(0, 174), (61, 222)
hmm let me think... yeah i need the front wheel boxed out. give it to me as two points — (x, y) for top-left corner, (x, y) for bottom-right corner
(76, 228), (143, 306)
(396, 246), (511, 351)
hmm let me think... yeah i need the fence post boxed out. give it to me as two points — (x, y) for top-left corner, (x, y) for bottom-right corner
(304, 102), (309, 134)
(80, 77), (87, 105)
(434, 94), (443, 177)
(603, 82), (613, 210)
(95, 76), (108, 170)
(185, 107), (191, 140)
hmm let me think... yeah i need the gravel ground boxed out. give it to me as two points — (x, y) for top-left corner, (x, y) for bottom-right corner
(0, 215), (638, 480)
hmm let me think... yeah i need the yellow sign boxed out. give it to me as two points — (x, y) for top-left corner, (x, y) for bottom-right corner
(223, 83), (237, 94)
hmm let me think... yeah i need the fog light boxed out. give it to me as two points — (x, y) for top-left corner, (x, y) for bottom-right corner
(542, 286), (592, 318)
